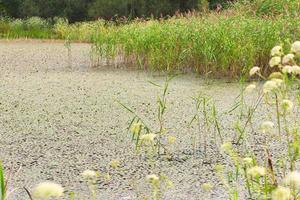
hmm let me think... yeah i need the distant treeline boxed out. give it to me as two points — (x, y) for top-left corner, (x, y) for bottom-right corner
(0, 0), (232, 22)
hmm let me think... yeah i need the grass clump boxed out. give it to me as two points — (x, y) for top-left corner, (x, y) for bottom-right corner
(0, 17), (54, 39)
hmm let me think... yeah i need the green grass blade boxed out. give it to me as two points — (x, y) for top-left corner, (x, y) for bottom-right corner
(0, 161), (5, 200)
(147, 80), (161, 88)
(188, 114), (197, 127)
(114, 99), (135, 114)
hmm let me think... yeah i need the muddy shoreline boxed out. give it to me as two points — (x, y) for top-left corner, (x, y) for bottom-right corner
(0, 41), (249, 199)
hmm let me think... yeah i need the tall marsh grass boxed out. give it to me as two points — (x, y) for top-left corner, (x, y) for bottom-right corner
(92, 14), (300, 77)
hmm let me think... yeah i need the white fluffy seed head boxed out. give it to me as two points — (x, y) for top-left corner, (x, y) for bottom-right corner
(263, 81), (277, 93)
(281, 99), (293, 112)
(33, 182), (64, 199)
(284, 171), (300, 188)
(249, 66), (260, 76)
(263, 79), (283, 93)
(282, 54), (295, 65)
(140, 133), (156, 142)
(291, 41), (300, 55)
(245, 84), (256, 93)
(243, 157), (253, 165)
(271, 46), (283, 57)
(247, 166), (266, 178)
(260, 121), (274, 134)
(146, 174), (160, 184)
(272, 186), (292, 200)
(81, 170), (98, 179)
(282, 65), (293, 74)
(269, 56), (282, 68)
(291, 66), (300, 75)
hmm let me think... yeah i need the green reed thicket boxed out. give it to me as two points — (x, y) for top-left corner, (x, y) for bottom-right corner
(0, 0), (299, 77)
(91, 14), (299, 77)
(90, 0), (300, 77)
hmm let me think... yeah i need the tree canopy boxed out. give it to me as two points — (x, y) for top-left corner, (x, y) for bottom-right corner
(0, 0), (231, 22)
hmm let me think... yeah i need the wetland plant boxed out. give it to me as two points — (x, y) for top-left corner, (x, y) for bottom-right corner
(216, 41), (300, 199)
(81, 170), (99, 200)
(64, 37), (72, 69)
(32, 182), (64, 200)
(118, 76), (177, 160)
(190, 95), (223, 157)
(145, 174), (173, 200)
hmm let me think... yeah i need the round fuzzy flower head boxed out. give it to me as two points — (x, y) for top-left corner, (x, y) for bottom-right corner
(284, 171), (300, 188)
(249, 66), (260, 77)
(243, 157), (253, 166)
(291, 41), (300, 55)
(263, 79), (283, 93)
(140, 133), (156, 143)
(260, 121), (274, 134)
(269, 56), (282, 68)
(282, 65), (293, 74)
(81, 170), (98, 179)
(245, 84), (256, 93)
(291, 66), (300, 75)
(272, 186), (291, 200)
(247, 166), (266, 178)
(146, 174), (160, 184)
(33, 182), (64, 200)
(282, 54), (295, 65)
(281, 99), (293, 112)
(271, 46), (283, 57)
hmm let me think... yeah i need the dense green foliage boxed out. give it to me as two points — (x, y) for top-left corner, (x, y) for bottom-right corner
(0, 17), (54, 38)
(0, 0), (230, 21)
(90, 15), (300, 77)
(233, 0), (300, 17)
